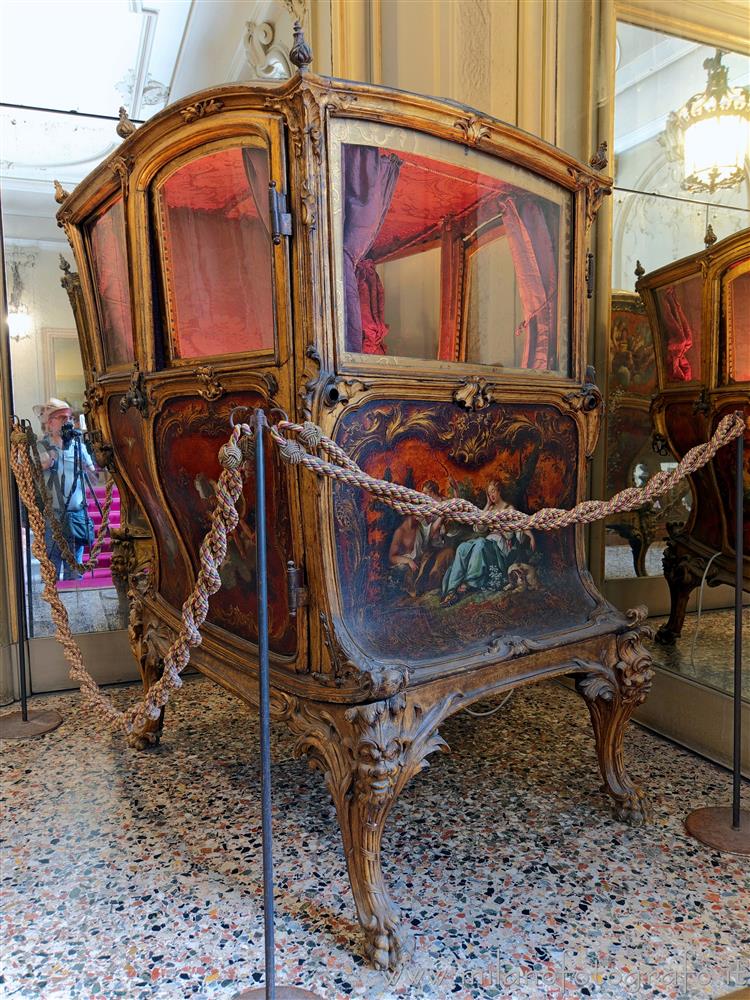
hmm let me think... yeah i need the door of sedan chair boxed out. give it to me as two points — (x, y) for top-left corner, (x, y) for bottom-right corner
(324, 119), (603, 671)
(72, 114), (308, 693)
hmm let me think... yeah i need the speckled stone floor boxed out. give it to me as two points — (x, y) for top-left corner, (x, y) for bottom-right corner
(1, 678), (748, 999)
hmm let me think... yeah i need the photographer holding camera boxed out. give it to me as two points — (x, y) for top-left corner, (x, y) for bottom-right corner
(33, 398), (98, 581)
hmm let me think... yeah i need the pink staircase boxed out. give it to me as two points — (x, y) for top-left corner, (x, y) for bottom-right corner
(58, 483), (121, 591)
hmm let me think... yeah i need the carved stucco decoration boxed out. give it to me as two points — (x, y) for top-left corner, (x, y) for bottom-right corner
(243, 21), (291, 80)
(453, 375), (494, 410)
(180, 99), (224, 124)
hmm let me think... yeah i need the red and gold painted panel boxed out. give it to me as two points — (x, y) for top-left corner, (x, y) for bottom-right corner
(154, 394), (296, 656)
(333, 399), (596, 662)
(108, 397), (190, 609)
(711, 400), (750, 553)
(609, 293), (656, 398)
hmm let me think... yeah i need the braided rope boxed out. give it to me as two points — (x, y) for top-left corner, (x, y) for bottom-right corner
(9, 421), (246, 743)
(268, 410), (747, 532)
(24, 424), (114, 574)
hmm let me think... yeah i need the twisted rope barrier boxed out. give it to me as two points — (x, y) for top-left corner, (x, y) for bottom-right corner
(268, 411), (747, 532)
(7, 409), (746, 743)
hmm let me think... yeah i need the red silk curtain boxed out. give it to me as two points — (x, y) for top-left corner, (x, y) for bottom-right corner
(501, 197), (558, 371)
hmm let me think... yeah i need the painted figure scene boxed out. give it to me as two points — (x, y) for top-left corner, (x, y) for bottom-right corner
(334, 399), (598, 662)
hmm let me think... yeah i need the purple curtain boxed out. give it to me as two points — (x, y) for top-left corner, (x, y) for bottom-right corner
(242, 147), (270, 238)
(502, 197), (558, 370)
(343, 146), (402, 353)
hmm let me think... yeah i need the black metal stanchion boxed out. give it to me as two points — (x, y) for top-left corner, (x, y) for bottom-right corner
(685, 424), (748, 855)
(233, 408), (323, 1000)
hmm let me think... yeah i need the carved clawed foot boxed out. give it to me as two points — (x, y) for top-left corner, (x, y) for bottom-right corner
(287, 692), (452, 970)
(575, 607), (654, 827)
(363, 912), (415, 972)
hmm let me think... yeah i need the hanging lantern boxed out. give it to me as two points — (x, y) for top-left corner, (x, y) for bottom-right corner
(663, 50), (750, 195)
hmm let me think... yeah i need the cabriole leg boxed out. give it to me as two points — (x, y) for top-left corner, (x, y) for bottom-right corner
(574, 608), (654, 827)
(286, 692), (451, 970)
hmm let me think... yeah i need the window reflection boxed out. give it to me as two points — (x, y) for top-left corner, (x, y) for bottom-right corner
(340, 141), (570, 374)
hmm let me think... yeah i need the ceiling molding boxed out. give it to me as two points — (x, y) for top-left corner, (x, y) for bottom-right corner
(616, 1), (750, 56)
(4, 236), (68, 251)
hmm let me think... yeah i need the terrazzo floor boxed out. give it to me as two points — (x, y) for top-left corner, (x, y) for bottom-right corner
(1, 678), (748, 1000)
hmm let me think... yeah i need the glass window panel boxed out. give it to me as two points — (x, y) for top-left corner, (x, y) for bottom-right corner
(88, 197), (134, 366)
(335, 128), (571, 375)
(725, 262), (750, 382)
(157, 145), (274, 360)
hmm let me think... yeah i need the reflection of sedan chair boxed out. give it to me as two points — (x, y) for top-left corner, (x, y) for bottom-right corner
(57, 46), (654, 970)
(637, 229), (749, 645)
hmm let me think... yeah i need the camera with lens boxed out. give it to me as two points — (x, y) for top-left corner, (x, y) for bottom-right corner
(60, 421), (82, 447)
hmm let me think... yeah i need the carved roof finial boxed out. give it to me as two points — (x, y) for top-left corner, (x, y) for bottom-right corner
(116, 106), (136, 139)
(704, 223), (717, 247)
(589, 141), (608, 171)
(53, 179), (69, 204)
(59, 254), (71, 275)
(290, 20), (313, 73)
(634, 259), (645, 283)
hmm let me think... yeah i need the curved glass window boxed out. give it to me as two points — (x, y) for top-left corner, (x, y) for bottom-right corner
(155, 144), (274, 360)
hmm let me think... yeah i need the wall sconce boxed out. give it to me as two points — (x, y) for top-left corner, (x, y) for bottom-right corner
(7, 260), (33, 343)
(663, 50), (750, 195)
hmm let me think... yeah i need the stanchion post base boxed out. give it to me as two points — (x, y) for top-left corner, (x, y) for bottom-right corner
(0, 709), (63, 739)
(232, 987), (324, 999)
(685, 806), (750, 855)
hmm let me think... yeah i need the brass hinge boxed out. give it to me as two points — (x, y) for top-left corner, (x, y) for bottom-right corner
(286, 560), (308, 617)
(269, 181), (292, 244)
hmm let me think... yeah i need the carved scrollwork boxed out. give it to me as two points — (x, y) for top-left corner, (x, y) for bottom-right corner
(651, 432), (670, 457)
(323, 375), (371, 410)
(569, 168), (611, 230)
(563, 366), (602, 457)
(262, 372), (279, 397)
(315, 611), (409, 698)
(692, 387), (710, 415)
(299, 344), (322, 420)
(195, 365), (224, 401)
(453, 375), (494, 411)
(180, 99), (224, 124)
(120, 363), (153, 418)
(83, 373), (104, 417)
(454, 115), (490, 146)
(486, 634), (544, 660)
(300, 178), (316, 228)
(111, 155), (134, 199)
